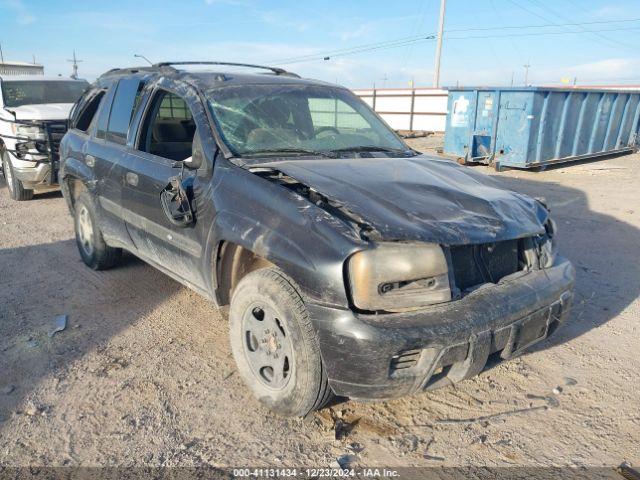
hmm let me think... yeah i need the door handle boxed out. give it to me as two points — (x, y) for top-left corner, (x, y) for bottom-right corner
(85, 154), (96, 167)
(125, 172), (139, 187)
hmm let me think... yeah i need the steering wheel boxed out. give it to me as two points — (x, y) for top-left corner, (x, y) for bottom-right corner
(315, 126), (340, 138)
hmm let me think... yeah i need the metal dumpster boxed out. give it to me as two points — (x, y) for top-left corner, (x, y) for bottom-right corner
(443, 87), (640, 169)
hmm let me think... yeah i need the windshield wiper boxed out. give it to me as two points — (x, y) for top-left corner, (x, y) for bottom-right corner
(329, 146), (415, 155)
(242, 148), (336, 158)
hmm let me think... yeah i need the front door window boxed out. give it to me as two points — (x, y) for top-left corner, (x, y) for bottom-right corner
(138, 90), (196, 161)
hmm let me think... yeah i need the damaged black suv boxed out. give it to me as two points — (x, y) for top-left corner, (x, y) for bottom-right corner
(60, 62), (575, 416)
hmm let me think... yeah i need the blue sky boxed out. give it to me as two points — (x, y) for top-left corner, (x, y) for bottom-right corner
(1, 0), (639, 88)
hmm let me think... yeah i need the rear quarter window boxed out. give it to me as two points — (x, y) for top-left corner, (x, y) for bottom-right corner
(106, 78), (144, 145)
(95, 85), (117, 140)
(74, 90), (106, 133)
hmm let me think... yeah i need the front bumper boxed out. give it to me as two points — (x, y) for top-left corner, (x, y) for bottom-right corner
(308, 257), (575, 399)
(0, 119), (65, 187)
(9, 154), (53, 186)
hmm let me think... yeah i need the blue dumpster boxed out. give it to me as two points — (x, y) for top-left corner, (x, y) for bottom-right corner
(443, 87), (640, 169)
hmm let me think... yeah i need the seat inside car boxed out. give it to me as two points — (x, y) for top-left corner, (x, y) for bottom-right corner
(150, 118), (195, 161)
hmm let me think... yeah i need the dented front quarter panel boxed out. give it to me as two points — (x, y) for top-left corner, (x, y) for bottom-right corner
(207, 157), (366, 307)
(211, 151), (554, 307)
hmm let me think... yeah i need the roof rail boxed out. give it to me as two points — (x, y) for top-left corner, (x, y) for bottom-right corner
(99, 66), (158, 77)
(153, 61), (299, 77)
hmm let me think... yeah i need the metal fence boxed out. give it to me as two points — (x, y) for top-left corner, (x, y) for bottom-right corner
(353, 88), (448, 133)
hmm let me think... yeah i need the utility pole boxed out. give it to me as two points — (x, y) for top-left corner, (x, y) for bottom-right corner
(0, 42), (4, 63)
(433, 0), (446, 88)
(67, 50), (83, 79)
(523, 61), (531, 86)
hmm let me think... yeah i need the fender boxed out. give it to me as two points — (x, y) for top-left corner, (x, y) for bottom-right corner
(201, 160), (366, 308)
(59, 157), (98, 212)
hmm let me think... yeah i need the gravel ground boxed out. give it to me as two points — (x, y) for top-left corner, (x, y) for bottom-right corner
(0, 136), (638, 469)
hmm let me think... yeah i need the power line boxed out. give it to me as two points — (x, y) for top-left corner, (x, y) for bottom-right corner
(270, 34), (436, 64)
(489, 0), (524, 63)
(445, 17), (640, 33)
(270, 20), (640, 66)
(527, 0), (636, 51)
(272, 35), (437, 65)
(400, 0), (431, 70)
(507, 0), (637, 53)
(446, 25), (640, 40)
(564, 0), (640, 43)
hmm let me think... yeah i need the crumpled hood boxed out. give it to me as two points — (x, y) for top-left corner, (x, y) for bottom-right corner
(6, 103), (73, 121)
(251, 155), (548, 245)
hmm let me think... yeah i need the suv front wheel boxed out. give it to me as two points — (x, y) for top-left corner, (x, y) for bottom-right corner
(74, 192), (121, 270)
(2, 149), (34, 201)
(229, 267), (334, 416)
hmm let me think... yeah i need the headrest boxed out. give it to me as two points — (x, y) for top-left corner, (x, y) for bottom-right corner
(153, 121), (192, 143)
(245, 128), (298, 149)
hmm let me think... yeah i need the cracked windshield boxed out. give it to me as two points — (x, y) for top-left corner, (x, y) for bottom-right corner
(206, 84), (410, 157)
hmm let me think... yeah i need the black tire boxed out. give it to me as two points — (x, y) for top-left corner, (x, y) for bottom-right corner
(74, 192), (121, 270)
(2, 149), (34, 201)
(229, 267), (333, 417)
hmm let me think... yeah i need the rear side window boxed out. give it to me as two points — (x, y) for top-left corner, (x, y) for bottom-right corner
(106, 78), (144, 145)
(95, 85), (117, 140)
(74, 91), (105, 132)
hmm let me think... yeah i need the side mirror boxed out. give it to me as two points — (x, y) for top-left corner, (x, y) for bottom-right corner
(184, 130), (204, 170)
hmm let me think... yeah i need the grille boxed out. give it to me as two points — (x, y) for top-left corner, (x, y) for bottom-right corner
(450, 239), (519, 291)
(390, 348), (422, 374)
(45, 122), (68, 154)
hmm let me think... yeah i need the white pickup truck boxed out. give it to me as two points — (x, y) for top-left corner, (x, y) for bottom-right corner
(0, 75), (88, 200)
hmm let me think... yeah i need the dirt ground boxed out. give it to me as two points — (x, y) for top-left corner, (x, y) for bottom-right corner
(1, 136), (638, 470)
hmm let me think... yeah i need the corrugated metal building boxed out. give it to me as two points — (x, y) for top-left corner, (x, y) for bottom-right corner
(0, 61), (44, 76)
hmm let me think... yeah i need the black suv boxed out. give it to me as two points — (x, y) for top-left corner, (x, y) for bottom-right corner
(60, 62), (575, 416)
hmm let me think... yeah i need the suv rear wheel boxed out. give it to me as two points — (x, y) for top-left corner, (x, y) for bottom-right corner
(229, 267), (333, 417)
(2, 149), (34, 201)
(74, 192), (121, 270)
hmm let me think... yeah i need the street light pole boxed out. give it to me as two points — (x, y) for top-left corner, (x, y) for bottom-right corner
(433, 0), (447, 88)
(134, 54), (153, 66)
(523, 61), (531, 86)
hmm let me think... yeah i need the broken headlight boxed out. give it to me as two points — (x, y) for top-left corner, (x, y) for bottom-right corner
(10, 124), (47, 159)
(347, 243), (451, 312)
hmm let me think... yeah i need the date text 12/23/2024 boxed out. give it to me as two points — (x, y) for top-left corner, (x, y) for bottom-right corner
(232, 468), (400, 478)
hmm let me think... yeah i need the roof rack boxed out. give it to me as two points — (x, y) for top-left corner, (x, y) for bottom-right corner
(100, 66), (158, 77)
(153, 61), (299, 77)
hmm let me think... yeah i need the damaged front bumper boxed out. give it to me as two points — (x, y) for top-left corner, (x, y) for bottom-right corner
(308, 257), (575, 400)
(1, 119), (67, 187)
(8, 154), (53, 186)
